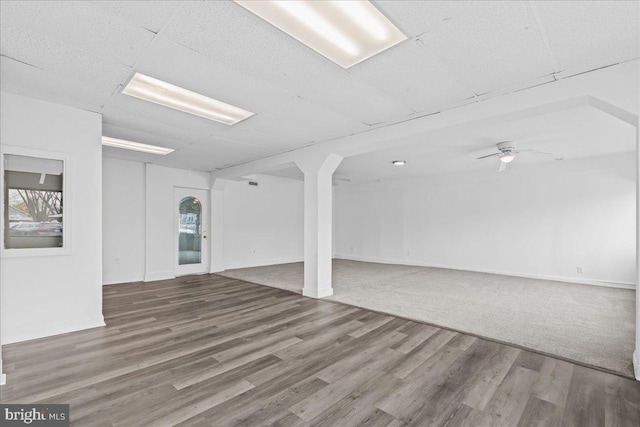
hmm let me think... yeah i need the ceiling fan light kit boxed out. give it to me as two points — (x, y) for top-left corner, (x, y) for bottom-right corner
(499, 154), (515, 163)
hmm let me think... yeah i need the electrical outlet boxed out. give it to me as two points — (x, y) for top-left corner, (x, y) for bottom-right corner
(115, 258), (120, 265)
(577, 266), (583, 274)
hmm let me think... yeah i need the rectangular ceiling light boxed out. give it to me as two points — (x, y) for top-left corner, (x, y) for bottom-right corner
(235, 1), (407, 68)
(122, 73), (254, 125)
(102, 136), (175, 155)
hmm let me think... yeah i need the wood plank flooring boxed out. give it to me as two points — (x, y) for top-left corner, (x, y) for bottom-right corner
(1, 274), (639, 426)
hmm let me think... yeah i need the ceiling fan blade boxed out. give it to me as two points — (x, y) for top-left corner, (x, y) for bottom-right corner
(518, 149), (553, 155)
(498, 161), (509, 173)
(477, 152), (500, 160)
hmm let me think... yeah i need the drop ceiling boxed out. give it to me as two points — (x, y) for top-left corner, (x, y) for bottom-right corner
(1, 1), (638, 173)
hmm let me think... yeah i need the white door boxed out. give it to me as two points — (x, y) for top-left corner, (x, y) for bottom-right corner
(175, 187), (209, 276)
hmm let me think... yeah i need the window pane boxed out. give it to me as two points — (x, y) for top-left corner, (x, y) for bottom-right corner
(4, 154), (63, 249)
(178, 196), (202, 265)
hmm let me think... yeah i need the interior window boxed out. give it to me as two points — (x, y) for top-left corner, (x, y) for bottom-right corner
(3, 154), (64, 249)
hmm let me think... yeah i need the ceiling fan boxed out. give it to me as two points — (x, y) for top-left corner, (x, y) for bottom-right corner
(476, 141), (551, 172)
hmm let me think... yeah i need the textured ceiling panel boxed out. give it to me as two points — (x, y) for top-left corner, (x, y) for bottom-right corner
(416, 1), (554, 95)
(152, 142), (264, 171)
(1, 23), (131, 92)
(92, 1), (186, 33)
(234, 97), (370, 147)
(0, 57), (114, 113)
(0, 1), (154, 66)
(376, 1), (475, 38)
(349, 39), (474, 114)
(161, 1), (414, 124)
(532, 0), (639, 74)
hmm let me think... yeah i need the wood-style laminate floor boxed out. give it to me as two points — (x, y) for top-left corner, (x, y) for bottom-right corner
(1, 274), (639, 426)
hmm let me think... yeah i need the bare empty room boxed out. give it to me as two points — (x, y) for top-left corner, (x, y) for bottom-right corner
(0, 1), (639, 426)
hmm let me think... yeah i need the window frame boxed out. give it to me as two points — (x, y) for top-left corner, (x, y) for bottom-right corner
(1, 145), (71, 258)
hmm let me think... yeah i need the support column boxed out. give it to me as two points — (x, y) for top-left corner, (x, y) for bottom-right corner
(296, 153), (343, 298)
(635, 123), (640, 381)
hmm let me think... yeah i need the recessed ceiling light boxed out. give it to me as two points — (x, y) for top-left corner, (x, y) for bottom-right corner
(392, 160), (406, 166)
(234, 1), (407, 69)
(101, 136), (175, 155)
(122, 73), (254, 125)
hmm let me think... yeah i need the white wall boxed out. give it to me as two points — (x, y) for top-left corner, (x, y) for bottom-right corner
(223, 174), (304, 269)
(335, 153), (636, 286)
(103, 158), (145, 285)
(145, 164), (210, 281)
(0, 92), (104, 344)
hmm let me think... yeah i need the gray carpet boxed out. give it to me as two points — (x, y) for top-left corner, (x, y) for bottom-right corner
(218, 259), (636, 377)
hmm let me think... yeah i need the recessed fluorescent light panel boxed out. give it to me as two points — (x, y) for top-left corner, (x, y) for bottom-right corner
(392, 160), (406, 166)
(101, 136), (175, 155)
(122, 73), (254, 125)
(235, 1), (407, 68)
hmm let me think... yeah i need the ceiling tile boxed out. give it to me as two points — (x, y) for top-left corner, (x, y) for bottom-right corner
(1, 23), (131, 92)
(0, 1), (154, 66)
(416, 1), (555, 95)
(376, 1), (475, 38)
(232, 97), (370, 147)
(92, 1), (186, 33)
(532, 0), (639, 74)
(0, 56), (113, 112)
(153, 142), (263, 171)
(349, 39), (474, 114)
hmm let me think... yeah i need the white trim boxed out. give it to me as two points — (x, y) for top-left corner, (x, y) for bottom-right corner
(1, 316), (105, 345)
(334, 254), (636, 290)
(144, 271), (175, 282)
(303, 287), (333, 298)
(221, 257), (304, 271)
(0, 145), (72, 258)
(634, 351), (640, 381)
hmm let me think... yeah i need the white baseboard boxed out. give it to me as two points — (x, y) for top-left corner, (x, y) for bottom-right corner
(333, 254), (636, 289)
(0, 373), (5, 386)
(303, 287), (333, 299)
(103, 276), (144, 286)
(2, 315), (106, 345)
(634, 351), (640, 381)
(144, 271), (175, 282)
(222, 257), (303, 271)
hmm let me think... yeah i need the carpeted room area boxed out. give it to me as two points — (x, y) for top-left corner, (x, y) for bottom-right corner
(218, 259), (636, 377)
